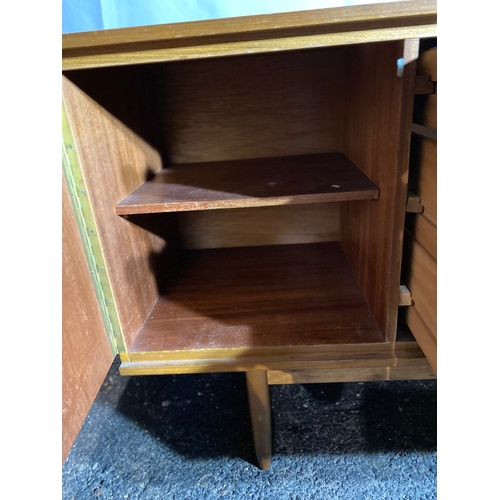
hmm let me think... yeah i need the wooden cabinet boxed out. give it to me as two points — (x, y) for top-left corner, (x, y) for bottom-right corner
(62, 0), (437, 468)
(402, 45), (437, 373)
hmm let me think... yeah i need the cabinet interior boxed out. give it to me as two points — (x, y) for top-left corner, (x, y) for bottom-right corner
(63, 39), (412, 369)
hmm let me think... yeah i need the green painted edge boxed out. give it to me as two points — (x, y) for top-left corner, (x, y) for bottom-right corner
(62, 99), (126, 355)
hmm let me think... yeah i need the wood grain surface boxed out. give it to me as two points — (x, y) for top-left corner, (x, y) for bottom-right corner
(128, 242), (383, 354)
(158, 47), (348, 164)
(63, 64), (169, 161)
(417, 46), (437, 82)
(403, 47), (437, 372)
(422, 94), (437, 128)
(63, 1), (437, 51)
(267, 355), (435, 384)
(413, 46), (437, 129)
(177, 203), (340, 250)
(341, 39), (418, 343)
(246, 371), (272, 470)
(119, 340), (428, 375)
(65, 46), (349, 166)
(409, 136), (436, 226)
(62, 1), (437, 69)
(414, 75), (435, 95)
(62, 175), (114, 463)
(267, 338), (436, 383)
(404, 234), (437, 344)
(62, 76), (167, 351)
(406, 307), (437, 373)
(399, 285), (412, 306)
(116, 153), (379, 214)
(406, 213), (436, 260)
(406, 192), (424, 213)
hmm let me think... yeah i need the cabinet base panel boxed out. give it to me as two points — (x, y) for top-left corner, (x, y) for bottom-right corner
(119, 341), (430, 377)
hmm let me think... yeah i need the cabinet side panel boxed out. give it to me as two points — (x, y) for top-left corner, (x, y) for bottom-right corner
(341, 40), (416, 341)
(63, 64), (168, 161)
(62, 76), (166, 351)
(160, 47), (347, 163)
(62, 175), (114, 463)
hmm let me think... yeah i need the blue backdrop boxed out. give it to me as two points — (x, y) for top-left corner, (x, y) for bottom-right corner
(62, 0), (396, 34)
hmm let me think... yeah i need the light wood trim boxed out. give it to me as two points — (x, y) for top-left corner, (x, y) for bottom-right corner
(399, 285), (412, 306)
(408, 135), (436, 227)
(414, 136), (437, 226)
(246, 371), (272, 470)
(405, 235), (437, 341)
(63, 1), (437, 51)
(408, 213), (436, 261)
(63, 25), (437, 70)
(124, 341), (403, 362)
(119, 342), (426, 376)
(406, 308), (437, 373)
(267, 357), (435, 384)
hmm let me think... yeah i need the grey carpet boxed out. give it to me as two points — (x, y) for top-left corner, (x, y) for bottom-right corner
(62, 358), (436, 499)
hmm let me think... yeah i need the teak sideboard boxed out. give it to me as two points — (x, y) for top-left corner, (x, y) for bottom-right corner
(62, 0), (438, 469)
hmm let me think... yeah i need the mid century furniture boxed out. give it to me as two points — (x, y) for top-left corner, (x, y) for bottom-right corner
(403, 45), (437, 373)
(62, 0), (438, 469)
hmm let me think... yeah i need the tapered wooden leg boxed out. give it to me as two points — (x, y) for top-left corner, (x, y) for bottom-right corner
(245, 370), (272, 470)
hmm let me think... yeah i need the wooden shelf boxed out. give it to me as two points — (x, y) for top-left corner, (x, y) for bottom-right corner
(129, 242), (383, 355)
(116, 153), (379, 215)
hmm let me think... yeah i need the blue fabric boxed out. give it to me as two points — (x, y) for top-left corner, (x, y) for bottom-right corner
(62, 0), (354, 34)
(62, 0), (104, 33)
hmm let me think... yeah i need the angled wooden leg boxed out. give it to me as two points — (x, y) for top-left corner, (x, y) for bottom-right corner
(245, 370), (272, 470)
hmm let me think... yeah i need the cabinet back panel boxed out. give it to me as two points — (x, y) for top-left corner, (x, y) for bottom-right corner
(160, 47), (347, 163)
(64, 46), (347, 166)
(178, 203), (340, 250)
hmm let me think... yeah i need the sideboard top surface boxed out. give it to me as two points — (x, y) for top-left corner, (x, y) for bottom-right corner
(62, 0), (437, 70)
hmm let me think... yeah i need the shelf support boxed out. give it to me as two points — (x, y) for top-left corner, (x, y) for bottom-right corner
(411, 123), (437, 140)
(406, 191), (424, 213)
(399, 285), (413, 306)
(246, 371), (272, 471)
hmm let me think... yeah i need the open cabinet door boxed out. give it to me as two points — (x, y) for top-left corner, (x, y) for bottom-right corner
(62, 74), (165, 463)
(62, 175), (114, 463)
(402, 46), (437, 373)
